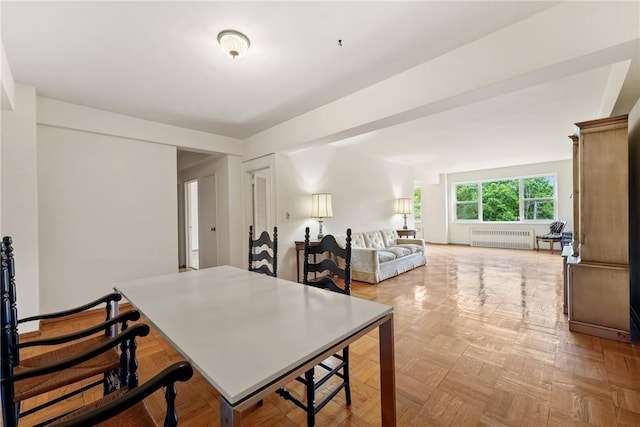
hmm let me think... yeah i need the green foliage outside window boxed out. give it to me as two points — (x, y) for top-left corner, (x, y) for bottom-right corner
(482, 179), (519, 221)
(413, 188), (422, 221)
(454, 175), (556, 222)
(523, 177), (555, 220)
(456, 183), (479, 220)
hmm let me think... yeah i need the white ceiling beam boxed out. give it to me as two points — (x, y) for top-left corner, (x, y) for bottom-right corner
(598, 59), (632, 118)
(37, 97), (244, 155)
(244, 1), (640, 161)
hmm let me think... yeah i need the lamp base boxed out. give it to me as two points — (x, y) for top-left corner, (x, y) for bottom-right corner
(317, 219), (324, 240)
(403, 214), (408, 230)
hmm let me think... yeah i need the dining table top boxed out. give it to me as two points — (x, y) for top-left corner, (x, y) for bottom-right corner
(114, 265), (393, 405)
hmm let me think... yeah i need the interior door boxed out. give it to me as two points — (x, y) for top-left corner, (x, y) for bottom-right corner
(253, 172), (269, 234)
(198, 174), (218, 268)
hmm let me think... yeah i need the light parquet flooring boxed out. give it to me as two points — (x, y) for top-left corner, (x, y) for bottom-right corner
(13, 245), (640, 426)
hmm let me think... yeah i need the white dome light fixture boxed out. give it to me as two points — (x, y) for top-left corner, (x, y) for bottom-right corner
(217, 30), (250, 59)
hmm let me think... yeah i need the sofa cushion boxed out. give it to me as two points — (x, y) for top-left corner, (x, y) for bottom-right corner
(351, 232), (366, 248)
(334, 232), (367, 249)
(397, 243), (422, 254)
(380, 229), (399, 247)
(363, 231), (385, 249)
(377, 250), (396, 263)
(385, 246), (412, 258)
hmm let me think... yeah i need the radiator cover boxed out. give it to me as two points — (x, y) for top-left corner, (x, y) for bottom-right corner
(469, 228), (534, 250)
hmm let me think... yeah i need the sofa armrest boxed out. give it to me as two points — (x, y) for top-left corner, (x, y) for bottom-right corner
(351, 248), (379, 272)
(395, 238), (426, 252)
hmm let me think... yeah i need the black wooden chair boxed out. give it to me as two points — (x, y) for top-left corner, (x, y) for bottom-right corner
(1, 317), (149, 426)
(276, 227), (352, 427)
(535, 220), (566, 254)
(49, 360), (193, 427)
(1, 238), (140, 423)
(248, 226), (277, 277)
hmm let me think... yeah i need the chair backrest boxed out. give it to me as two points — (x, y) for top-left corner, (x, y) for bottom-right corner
(302, 227), (352, 295)
(248, 226), (278, 277)
(1, 241), (17, 424)
(2, 237), (20, 366)
(549, 220), (566, 234)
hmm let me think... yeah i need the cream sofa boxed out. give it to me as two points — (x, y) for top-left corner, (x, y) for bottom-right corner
(335, 229), (426, 284)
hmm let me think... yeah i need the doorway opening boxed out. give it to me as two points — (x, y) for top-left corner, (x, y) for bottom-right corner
(185, 179), (199, 270)
(251, 169), (271, 235)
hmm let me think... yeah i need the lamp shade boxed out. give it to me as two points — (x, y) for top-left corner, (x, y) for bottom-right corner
(395, 198), (413, 215)
(311, 193), (333, 218)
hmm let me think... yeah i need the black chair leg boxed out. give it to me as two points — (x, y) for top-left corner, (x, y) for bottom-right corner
(103, 370), (117, 395)
(343, 348), (352, 406)
(305, 368), (315, 427)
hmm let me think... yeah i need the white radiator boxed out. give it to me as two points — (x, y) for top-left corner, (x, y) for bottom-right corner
(469, 228), (534, 250)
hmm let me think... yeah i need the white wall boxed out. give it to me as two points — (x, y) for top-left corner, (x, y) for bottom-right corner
(422, 173), (448, 244)
(271, 145), (414, 281)
(426, 160), (573, 246)
(1, 84), (39, 330)
(221, 155), (243, 267)
(37, 125), (178, 313)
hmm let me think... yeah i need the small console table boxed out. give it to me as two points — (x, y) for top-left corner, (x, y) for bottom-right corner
(396, 229), (416, 238)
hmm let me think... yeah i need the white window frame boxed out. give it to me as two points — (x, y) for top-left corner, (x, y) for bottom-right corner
(453, 173), (558, 223)
(453, 182), (480, 222)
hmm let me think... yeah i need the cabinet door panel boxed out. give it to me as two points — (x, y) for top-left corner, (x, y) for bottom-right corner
(580, 127), (628, 264)
(569, 263), (629, 331)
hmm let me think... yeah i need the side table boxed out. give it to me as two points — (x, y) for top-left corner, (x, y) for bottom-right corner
(396, 229), (416, 238)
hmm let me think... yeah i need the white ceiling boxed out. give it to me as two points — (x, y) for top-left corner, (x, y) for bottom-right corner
(2, 1), (639, 176)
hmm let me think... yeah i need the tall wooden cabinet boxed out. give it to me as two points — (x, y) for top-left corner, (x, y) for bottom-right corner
(568, 115), (630, 342)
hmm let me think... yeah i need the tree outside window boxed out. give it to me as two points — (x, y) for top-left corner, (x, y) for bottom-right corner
(413, 188), (422, 221)
(455, 183), (479, 220)
(454, 175), (556, 222)
(482, 179), (519, 221)
(523, 177), (555, 220)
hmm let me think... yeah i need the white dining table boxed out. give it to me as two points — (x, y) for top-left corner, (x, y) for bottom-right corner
(114, 265), (396, 426)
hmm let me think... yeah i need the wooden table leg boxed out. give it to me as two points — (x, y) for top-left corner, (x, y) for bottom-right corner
(220, 398), (242, 427)
(379, 315), (396, 426)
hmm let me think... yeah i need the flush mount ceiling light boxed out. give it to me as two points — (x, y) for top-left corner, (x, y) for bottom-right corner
(217, 30), (250, 59)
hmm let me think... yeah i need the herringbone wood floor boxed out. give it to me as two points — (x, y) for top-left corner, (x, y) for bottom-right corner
(14, 245), (640, 426)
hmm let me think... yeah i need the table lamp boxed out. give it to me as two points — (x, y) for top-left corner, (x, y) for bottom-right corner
(311, 193), (333, 239)
(395, 198), (413, 230)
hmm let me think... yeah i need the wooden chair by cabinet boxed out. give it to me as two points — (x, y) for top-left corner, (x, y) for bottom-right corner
(535, 220), (566, 254)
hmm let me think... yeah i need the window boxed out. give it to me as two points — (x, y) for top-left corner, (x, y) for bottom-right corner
(413, 187), (422, 221)
(523, 176), (555, 220)
(455, 183), (479, 220)
(482, 179), (519, 221)
(454, 175), (556, 222)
